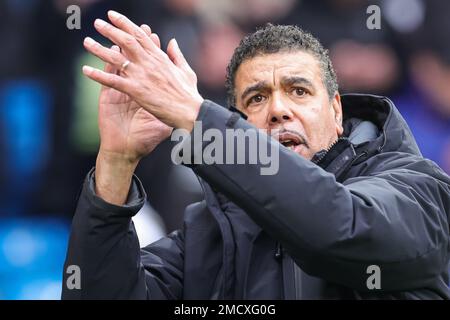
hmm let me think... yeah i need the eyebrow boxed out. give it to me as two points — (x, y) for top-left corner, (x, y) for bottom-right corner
(281, 76), (314, 89)
(240, 76), (315, 103)
(240, 81), (269, 102)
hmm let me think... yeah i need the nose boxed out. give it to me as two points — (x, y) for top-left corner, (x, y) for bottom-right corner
(268, 95), (293, 125)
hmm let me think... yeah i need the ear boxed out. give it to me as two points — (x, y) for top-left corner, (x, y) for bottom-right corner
(331, 92), (344, 136)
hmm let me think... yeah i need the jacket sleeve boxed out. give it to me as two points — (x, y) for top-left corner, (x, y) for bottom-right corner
(188, 100), (450, 292)
(61, 168), (184, 300)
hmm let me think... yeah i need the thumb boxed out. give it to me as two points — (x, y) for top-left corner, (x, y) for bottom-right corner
(167, 38), (194, 75)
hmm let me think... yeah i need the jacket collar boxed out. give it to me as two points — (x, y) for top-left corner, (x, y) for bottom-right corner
(340, 93), (421, 156)
(310, 93), (422, 179)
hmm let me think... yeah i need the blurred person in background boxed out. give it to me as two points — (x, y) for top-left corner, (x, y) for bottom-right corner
(382, 0), (450, 174)
(281, 0), (402, 95)
(401, 47), (450, 174)
(0, 0), (53, 215)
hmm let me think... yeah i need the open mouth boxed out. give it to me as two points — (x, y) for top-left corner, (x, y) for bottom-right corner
(273, 131), (304, 151)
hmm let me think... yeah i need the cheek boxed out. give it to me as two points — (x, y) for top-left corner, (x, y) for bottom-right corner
(246, 112), (268, 129)
(293, 106), (321, 132)
(294, 106), (333, 141)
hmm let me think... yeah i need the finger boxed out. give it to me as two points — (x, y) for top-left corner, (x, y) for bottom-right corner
(109, 45), (122, 74)
(140, 24), (152, 37)
(150, 33), (161, 49)
(99, 45), (121, 90)
(104, 45), (119, 74)
(84, 37), (127, 67)
(111, 45), (121, 53)
(82, 65), (131, 93)
(107, 10), (160, 54)
(141, 24), (161, 49)
(167, 38), (194, 74)
(94, 18), (145, 60)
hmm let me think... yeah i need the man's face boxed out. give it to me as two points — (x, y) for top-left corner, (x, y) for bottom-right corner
(234, 50), (344, 160)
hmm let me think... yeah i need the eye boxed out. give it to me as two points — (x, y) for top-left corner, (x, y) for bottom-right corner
(247, 94), (265, 106)
(293, 87), (306, 96)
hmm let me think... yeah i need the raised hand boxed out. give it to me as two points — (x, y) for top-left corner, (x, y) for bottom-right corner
(82, 10), (204, 132)
(84, 24), (171, 205)
(94, 44), (171, 163)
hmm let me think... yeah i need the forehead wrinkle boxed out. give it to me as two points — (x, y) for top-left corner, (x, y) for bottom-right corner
(272, 64), (277, 88)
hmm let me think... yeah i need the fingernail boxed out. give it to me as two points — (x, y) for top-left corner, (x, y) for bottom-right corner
(173, 38), (179, 47)
(82, 65), (93, 74)
(84, 37), (95, 46)
(108, 10), (120, 19)
(94, 19), (107, 28)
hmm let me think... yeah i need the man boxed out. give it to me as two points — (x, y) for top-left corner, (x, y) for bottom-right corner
(62, 11), (450, 299)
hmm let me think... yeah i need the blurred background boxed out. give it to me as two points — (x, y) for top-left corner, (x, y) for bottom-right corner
(0, 0), (449, 299)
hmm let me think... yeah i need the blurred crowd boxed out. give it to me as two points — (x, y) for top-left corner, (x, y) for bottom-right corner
(1, 0), (450, 233)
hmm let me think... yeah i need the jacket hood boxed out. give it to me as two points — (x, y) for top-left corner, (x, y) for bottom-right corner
(341, 93), (422, 156)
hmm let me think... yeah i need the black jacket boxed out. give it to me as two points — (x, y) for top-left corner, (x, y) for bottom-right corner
(62, 94), (450, 299)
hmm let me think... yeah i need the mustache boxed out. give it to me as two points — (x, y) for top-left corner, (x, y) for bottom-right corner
(270, 128), (310, 149)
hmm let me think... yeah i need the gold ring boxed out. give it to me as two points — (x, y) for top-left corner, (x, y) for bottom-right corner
(120, 60), (130, 73)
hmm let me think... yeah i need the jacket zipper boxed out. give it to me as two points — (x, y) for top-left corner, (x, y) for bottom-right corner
(277, 242), (302, 299)
(312, 138), (342, 165)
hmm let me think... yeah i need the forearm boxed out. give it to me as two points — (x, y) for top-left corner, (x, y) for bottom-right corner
(62, 168), (148, 299)
(63, 168), (185, 299)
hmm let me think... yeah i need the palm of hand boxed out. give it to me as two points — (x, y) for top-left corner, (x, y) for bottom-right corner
(98, 85), (172, 160)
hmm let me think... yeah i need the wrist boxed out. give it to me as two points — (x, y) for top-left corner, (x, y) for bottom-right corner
(97, 145), (140, 171)
(180, 96), (203, 132)
(94, 149), (139, 205)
